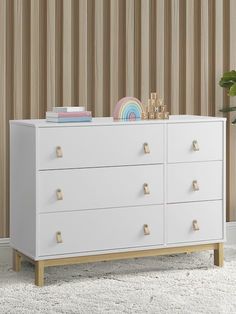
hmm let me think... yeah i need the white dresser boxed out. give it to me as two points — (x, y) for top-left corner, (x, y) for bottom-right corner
(10, 115), (226, 286)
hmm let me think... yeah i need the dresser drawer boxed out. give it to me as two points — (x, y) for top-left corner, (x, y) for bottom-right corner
(167, 161), (222, 203)
(167, 200), (223, 244)
(38, 164), (164, 213)
(38, 205), (164, 256)
(38, 124), (164, 170)
(168, 122), (223, 163)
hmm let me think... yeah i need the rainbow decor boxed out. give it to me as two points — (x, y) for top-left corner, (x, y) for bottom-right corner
(113, 97), (143, 121)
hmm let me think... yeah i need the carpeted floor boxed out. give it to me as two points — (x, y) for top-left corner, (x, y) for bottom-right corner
(0, 246), (236, 314)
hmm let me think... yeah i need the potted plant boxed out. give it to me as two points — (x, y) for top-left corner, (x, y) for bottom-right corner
(219, 70), (236, 123)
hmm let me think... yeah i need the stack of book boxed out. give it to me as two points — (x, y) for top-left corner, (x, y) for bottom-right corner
(46, 106), (92, 123)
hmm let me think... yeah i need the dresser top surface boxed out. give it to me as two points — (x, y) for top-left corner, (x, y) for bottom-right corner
(10, 115), (226, 128)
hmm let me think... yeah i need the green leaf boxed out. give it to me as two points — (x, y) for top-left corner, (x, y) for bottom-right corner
(229, 83), (236, 96)
(219, 106), (236, 113)
(219, 71), (236, 115)
(221, 70), (236, 80)
(232, 118), (236, 124)
(219, 70), (236, 89)
(219, 79), (234, 89)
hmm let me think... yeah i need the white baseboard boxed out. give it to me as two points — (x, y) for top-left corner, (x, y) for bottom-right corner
(0, 239), (11, 264)
(226, 221), (236, 244)
(0, 238), (10, 247)
(0, 223), (235, 252)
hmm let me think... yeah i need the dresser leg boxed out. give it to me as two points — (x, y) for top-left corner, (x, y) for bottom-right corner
(12, 249), (22, 272)
(214, 243), (224, 267)
(35, 261), (45, 286)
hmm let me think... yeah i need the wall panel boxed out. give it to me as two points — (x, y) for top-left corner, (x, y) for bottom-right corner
(30, 0), (40, 117)
(110, 0), (119, 110)
(78, 0), (88, 107)
(185, 0), (195, 115)
(156, 0), (165, 100)
(126, 0), (135, 96)
(171, 0), (180, 114)
(141, 0), (150, 103)
(0, 0), (235, 237)
(47, 0), (56, 110)
(0, 0), (7, 237)
(94, 0), (104, 116)
(229, 0), (236, 221)
(62, 0), (72, 104)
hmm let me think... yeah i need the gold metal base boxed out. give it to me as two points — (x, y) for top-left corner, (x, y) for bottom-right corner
(12, 243), (224, 286)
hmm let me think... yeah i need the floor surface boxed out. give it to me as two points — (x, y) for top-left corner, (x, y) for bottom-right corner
(0, 246), (236, 314)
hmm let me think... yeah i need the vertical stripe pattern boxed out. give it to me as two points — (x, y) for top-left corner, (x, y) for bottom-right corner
(0, 0), (235, 236)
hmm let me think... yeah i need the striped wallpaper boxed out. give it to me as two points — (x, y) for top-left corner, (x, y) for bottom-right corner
(0, 0), (235, 237)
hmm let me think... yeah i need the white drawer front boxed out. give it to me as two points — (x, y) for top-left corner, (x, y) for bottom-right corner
(38, 124), (164, 170)
(38, 164), (164, 213)
(167, 200), (223, 244)
(38, 205), (164, 256)
(167, 161), (222, 203)
(168, 122), (223, 163)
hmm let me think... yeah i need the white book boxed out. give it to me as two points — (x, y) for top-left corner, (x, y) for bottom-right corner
(52, 106), (85, 112)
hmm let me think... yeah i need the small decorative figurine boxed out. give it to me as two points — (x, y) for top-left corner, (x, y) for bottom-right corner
(142, 92), (169, 120)
(113, 97), (143, 121)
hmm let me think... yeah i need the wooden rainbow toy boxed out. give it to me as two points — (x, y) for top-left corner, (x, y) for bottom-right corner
(113, 97), (143, 121)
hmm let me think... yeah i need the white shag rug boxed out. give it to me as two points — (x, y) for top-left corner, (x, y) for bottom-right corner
(1, 246), (236, 314)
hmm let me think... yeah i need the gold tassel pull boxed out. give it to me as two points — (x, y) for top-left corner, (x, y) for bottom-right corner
(56, 189), (63, 200)
(143, 143), (150, 154)
(192, 180), (200, 191)
(192, 220), (200, 231)
(56, 146), (63, 158)
(192, 140), (200, 151)
(143, 183), (150, 195)
(56, 231), (63, 243)
(143, 224), (150, 235)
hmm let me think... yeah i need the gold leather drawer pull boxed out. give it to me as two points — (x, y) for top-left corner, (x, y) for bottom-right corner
(143, 224), (150, 235)
(56, 231), (63, 243)
(192, 220), (200, 231)
(56, 146), (63, 158)
(56, 189), (63, 200)
(143, 143), (150, 154)
(192, 140), (200, 151)
(192, 180), (199, 191)
(143, 183), (150, 195)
